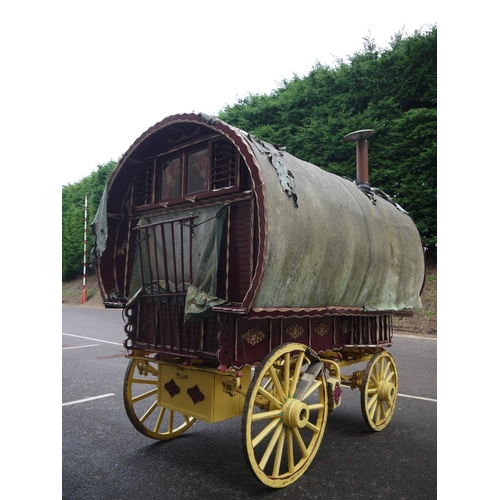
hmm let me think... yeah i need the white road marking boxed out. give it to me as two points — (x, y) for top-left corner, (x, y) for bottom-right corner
(341, 384), (436, 403)
(398, 393), (437, 402)
(63, 393), (115, 407)
(393, 334), (437, 340)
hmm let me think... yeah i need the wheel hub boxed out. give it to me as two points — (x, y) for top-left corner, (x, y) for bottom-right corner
(378, 381), (396, 404)
(282, 399), (310, 428)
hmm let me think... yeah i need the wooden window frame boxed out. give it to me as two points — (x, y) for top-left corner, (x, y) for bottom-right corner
(133, 138), (241, 210)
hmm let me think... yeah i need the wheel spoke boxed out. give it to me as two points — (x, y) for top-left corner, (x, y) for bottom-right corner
(381, 359), (391, 380)
(131, 377), (157, 385)
(283, 353), (290, 397)
(291, 427), (308, 458)
(139, 400), (158, 423)
(131, 387), (157, 403)
(153, 407), (166, 433)
(257, 386), (283, 409)
(290, 351), (305, 396)
(305, 420), (321, 433)
(269, 366), (286, 401)
(368, 390), (378, 406)
(251, 409), (283, 422)
(370, 372), (380, 387)
(272, 427), (286, 477)
(380, 401), (389, 420)
(375, 401), (382, 424)
(252, 417), (282, 448)
(307, 402), (325, 412)
(262, 376), (273, 391)
(259, 423), (284, 470)
(300, 379), (322, 401)
(286, 427), (294, 474)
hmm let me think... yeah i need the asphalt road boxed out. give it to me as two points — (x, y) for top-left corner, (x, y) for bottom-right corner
(62, 306), (437, 499)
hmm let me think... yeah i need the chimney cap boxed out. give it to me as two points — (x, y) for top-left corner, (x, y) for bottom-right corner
(344, 129), (376, 142)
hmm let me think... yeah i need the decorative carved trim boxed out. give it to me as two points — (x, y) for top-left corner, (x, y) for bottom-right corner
(333, 381), (342, 405)
(243, 327), (264, 346)
(314, 322), (329, 337)
(286, 323), (304, 339)
(164, 379), (180, 398)
(187, 385), (205, 404)
(340, 320), (350, 334)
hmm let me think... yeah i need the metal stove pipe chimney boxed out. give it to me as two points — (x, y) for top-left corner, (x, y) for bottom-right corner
(344, 129), (376, 189)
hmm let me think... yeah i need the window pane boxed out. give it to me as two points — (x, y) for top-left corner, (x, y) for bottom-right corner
(162, 157), (181, 199)
(187, 148), (209, 194)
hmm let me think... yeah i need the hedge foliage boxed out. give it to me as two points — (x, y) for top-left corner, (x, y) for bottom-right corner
(219, 26), (437, 250)
(62, 161), (116, 281)
(62, 27), (436, 280)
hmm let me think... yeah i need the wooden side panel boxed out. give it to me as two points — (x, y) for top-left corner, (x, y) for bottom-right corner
(226, 199), (253, 303)
(341, 315), (393, 346)
(217, 314), (392, 368)
(126, 300), (220, 359)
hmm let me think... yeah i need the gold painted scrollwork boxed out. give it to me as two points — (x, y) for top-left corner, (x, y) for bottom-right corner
(340, 320), (351, 334)
(286, 323), (304, 339)
(314, 322), (329, 337)
(243, 327), (265, 346)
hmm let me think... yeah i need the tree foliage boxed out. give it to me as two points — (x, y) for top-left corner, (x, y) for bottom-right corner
(219, 26), (437, 250)
(62, 160), (116, 281)
(62, 27), (436, 281)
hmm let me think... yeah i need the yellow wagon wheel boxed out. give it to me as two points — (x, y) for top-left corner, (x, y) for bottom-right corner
(241, 343), (328, 488)
(361, 351), (398, 432)
(123, 357), (196, 440)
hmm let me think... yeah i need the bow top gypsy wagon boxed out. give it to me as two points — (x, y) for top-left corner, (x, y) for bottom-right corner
(92, 112), (425, 488)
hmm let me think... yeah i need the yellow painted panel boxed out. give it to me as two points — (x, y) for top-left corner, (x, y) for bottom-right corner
(158, 362), (251, 424)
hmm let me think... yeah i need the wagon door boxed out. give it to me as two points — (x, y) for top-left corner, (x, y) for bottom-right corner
(126, 204), (229, 356)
